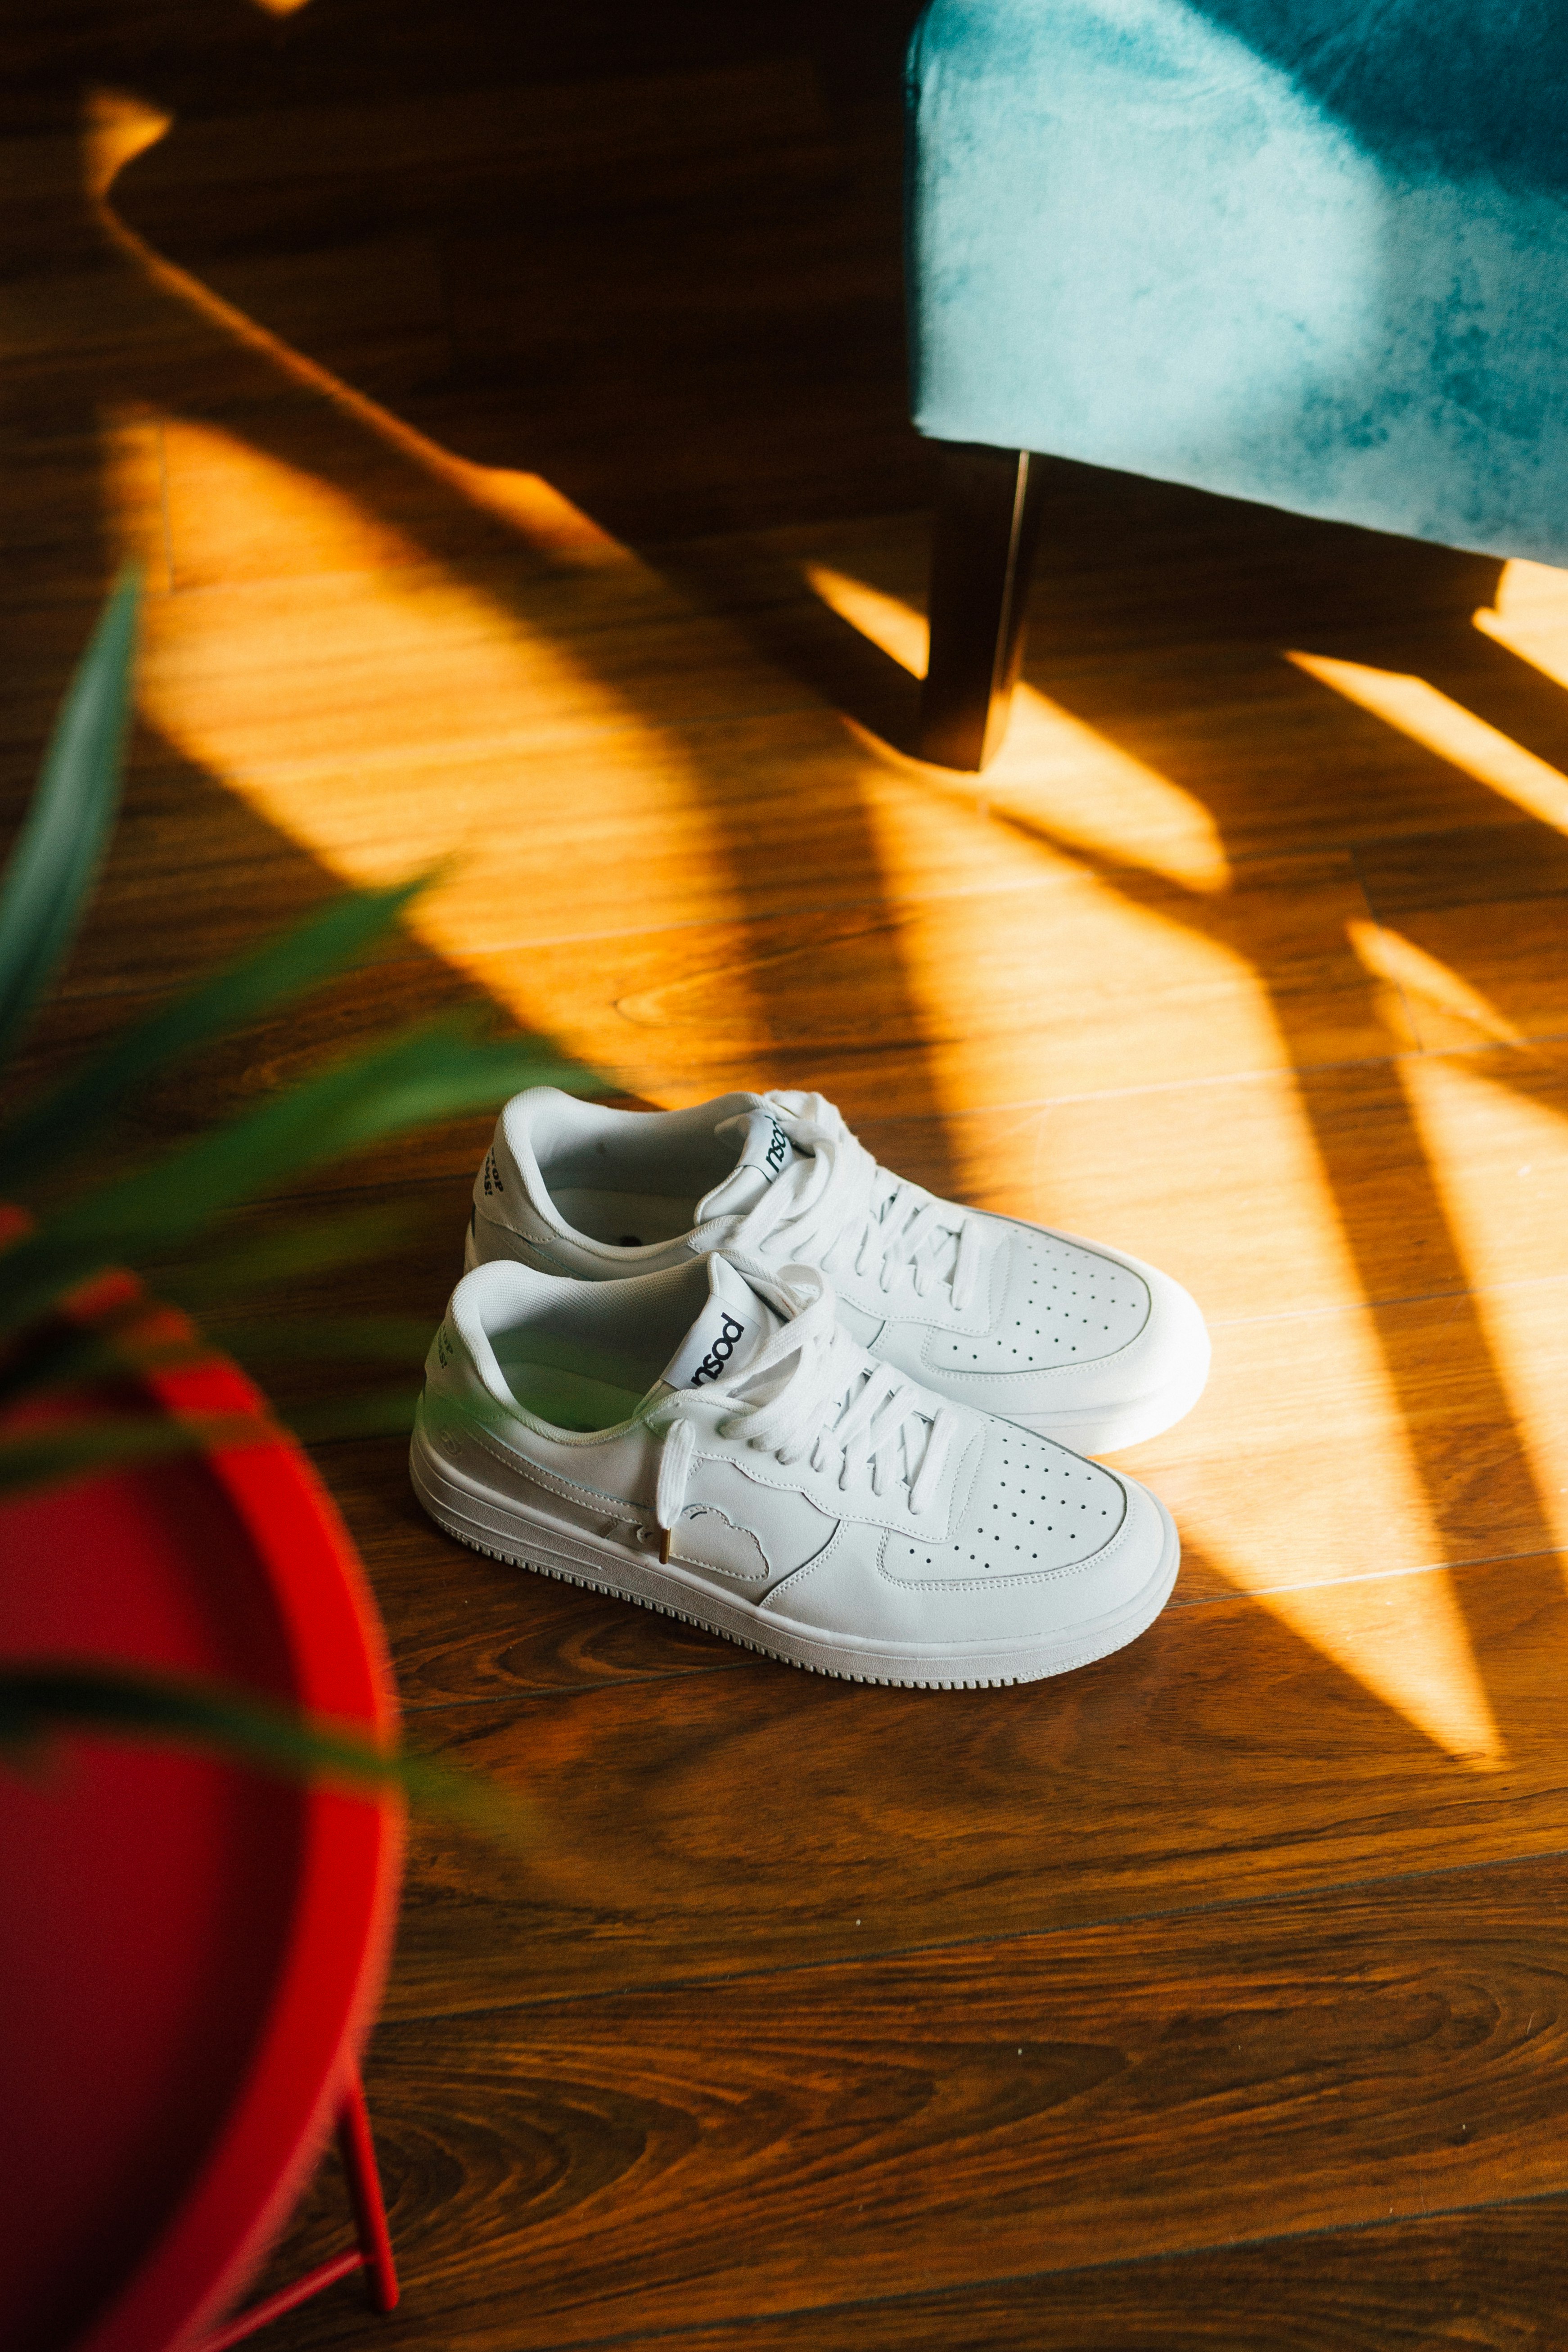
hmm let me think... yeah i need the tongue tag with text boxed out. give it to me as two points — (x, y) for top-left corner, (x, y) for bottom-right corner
(688, 1313), (747, 1386)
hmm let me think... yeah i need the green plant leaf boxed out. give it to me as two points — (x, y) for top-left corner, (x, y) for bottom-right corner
(283, 1388), (423, 1442)
(0, 1313), (434, 1418)
(0, 1662), (526, 1842)
(0, 872), (437, 1194)
(133, 1200), (422, 1311)
(0, 1384), (427, 1491)
(194, 1313), (437, 1365)
(0, 1023), (596, 1342)
(0, 1410), (278, 1500)
(0, 573), (139, 1065)
(0, 1308), (208, 1409)
(0, 1388), (432, 1492)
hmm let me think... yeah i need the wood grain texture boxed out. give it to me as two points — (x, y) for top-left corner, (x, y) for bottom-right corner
(492, 2203), (1568, 2352)
(375, 1549), (1568, 2018)
(1132, 1277), (1568, 1600)
(315, 1436), (752, 1707)
(7, 1), (1568, 2342)
(247, 1861), (1568, 2347)
(854, 1047), (1568, 1323)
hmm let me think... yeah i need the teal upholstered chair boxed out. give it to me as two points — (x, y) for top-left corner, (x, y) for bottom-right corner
(906, 0), (1568, 766)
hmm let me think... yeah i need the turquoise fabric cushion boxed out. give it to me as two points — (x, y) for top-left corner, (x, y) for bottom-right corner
(906, 0), (1568, 561)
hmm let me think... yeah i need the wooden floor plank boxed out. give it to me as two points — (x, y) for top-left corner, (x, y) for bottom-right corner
(420, 872), (1405, 1118)
(9, 8), (1568, 2344)
(315, 1437), (754, 1708)
(526, 2203), (1568, 2351)
(856, 1047), (1568, 1325)
(375, 1548), (1568, 2017)
(1132, 1275), (1568, 1601)
(245, 1860), (1568, 2348)
(0, 419), (162, 608)
(1378, 896), (1568, 1052)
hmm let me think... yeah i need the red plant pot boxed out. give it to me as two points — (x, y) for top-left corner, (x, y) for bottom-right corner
(0, 1283), (405, 2352)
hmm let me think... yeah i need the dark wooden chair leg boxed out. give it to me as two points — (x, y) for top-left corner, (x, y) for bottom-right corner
(919, 442), (1045, 770)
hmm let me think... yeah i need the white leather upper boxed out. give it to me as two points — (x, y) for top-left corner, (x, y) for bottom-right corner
(422, 1256), (1164, 1651)
(468, 1086), (1208, 1441)
(920, 1227), (1150, 1372)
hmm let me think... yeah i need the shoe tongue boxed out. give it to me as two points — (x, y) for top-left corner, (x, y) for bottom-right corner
(696, 1107), (803, 1221)
(659, 1255), (780, 1392)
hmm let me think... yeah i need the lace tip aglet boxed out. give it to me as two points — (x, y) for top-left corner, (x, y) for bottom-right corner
(659, 1528), (673, 1563)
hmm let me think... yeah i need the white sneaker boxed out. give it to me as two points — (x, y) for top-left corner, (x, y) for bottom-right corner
(411, 1251), (1180, 1687)
(464, 1087), (1209, 1453)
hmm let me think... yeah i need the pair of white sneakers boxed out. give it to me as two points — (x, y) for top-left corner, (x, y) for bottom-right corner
(410, 1088), (1210, 1690)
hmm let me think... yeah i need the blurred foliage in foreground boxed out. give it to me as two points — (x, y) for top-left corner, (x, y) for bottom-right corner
(0, 571), (596, 1821)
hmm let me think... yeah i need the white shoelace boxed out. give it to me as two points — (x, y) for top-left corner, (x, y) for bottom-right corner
(653, 1265), (958, 1559)
(693, 1092), (986, 1314)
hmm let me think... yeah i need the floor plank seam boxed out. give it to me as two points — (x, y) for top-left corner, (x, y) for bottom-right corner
(915, 1032), (1568, 1117)
(1209, 1262), (1568, 1333)
(380, 1540), (1568, 1714)
(392, 1654), (760, 1712)
(384, 1837), (1568, 2026)
(1165, 1539), (1568, 1608)
(478, 2182), (1568, 2352)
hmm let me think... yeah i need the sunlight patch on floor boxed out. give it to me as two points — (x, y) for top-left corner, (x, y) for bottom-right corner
(1289, 648), (1568, 833)
(1183, 1529), (1505, 1766)
(794, 560), (1523, 1760)
(809, 573), (1510, 1759)
(1399, 1049), (1568, 1573)
(1347, 919), (1525, 1047)
(1158, 1296), (1506, 1765)
(805, 564), (929, 678)
(1474, 556), (1568, 691)
(870, 864), (1280, 1107)
(101, 417), (1511, 1768)
(93, 92), (617, 568)
(84, 89), (171, 204)
(804, 563), (1231, 892)
(105, 415), (769, 1079)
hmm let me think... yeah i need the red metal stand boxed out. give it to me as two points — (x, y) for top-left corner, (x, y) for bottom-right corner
(2, 1280), (405, 2352)
(191, 2071), (398, 2351)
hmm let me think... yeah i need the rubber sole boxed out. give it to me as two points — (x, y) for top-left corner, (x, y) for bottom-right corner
(409, 1415), (1181, 1690)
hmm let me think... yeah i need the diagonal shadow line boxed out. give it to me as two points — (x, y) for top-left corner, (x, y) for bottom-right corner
(550, 465), (1568, 1766)
(651, 556), (1568, 1766)
(94, 81), (960, 1194)
(982, 718), (1563, 1761)
(651, 535), (923, 760)
(49, 32), (1561, 1768)
(767, 465), (1568, 1746)
(1293, 607), (1568, 789)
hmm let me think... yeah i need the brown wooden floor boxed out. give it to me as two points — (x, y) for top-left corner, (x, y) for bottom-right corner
(8, 3), (1568, 2344)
